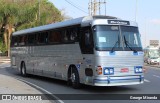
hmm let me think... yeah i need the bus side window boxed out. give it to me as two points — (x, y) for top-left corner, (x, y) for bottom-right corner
(11, 36), (18, 47)
(49, 31), (62, 44)
(62, 30), (69, 42)
(11, 37), (14, 47)
(62, 28), (78, 43)
(80, 27), (94, 54)
(28, 34), (36, 45)
(37, 32), (48, 44)
(70, 28), (78, 42)
(19, 35), (27, 46)
(85, 30), (91, 46)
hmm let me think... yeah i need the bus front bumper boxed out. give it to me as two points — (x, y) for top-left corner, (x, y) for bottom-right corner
(93, 75), (144, 86)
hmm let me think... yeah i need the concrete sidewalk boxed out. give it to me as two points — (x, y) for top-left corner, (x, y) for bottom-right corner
(0, 74), (54, 103)
(0, 56), (10, 64)
(0, 58), (55, 103)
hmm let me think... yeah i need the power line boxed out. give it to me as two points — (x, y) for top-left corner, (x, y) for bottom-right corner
(68, 0), (86, 11)
(65, 0), (88, 14)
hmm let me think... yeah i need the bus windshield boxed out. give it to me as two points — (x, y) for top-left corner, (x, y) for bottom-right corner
(93, 25), (142, 51)
(121, 26), (142, 51)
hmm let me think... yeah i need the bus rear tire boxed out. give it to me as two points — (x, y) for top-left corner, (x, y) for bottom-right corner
(21, 62), (27, 77)
(68, 66), (80, 89)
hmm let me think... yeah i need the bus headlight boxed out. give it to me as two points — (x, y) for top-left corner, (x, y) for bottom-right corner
(134, 66), (143, 73)
(103, 67), (114, 75)
(104, 69), (109, 75)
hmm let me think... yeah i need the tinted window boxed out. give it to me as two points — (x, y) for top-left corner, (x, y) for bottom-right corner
(11, 36), (18, 47)
(49, 31), (62, 43)
(19, 35), (27, 46)
(28, 34), (36, 45)
(80, 27), (94, 54)
(62, 28), (78, 43)
(37, 32), (48, 44)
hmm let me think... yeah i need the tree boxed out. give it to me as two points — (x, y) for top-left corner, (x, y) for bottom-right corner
(0, 38), (6, 54)
(15, 0), (63, 30)
(0, 0), (63, 57)
(0, 0), (19, 56)
(60, 8), (73, 21)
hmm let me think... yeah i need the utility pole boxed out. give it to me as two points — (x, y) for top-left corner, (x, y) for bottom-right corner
(93, 0), (97, 15)
(88, 0), (106, 16)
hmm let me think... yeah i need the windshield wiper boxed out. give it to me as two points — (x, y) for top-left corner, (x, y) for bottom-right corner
(123, 36), (137, 52)
(111, 36), (120, 53)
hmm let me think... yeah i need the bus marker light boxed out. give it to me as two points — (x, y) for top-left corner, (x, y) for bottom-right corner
(97, 66), (102, 75)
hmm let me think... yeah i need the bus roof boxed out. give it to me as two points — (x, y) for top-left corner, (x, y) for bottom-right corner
(13, 17), (83, 36)
(12, 15), (119, 36)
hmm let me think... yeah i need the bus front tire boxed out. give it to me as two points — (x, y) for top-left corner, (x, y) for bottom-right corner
(21, 62), (27, 77)
(68, 67), (80, 89)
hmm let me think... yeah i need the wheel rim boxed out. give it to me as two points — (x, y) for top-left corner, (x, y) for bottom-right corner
(22, 64), (25, 75)
(71, 73), (76, 83)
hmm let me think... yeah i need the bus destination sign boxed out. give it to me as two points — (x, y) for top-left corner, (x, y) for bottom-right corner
(108, 20), (130, 25)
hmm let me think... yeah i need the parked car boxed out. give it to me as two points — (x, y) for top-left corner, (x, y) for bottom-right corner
(147, 57), (159, 64)
(144, 46), (160, 64)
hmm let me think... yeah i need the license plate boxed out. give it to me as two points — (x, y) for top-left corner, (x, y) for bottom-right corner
(121, 68), (129, 73)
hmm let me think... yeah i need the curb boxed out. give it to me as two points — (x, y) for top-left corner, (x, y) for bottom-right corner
(0, 62), (54, 103)
(0, 58), (11, 64)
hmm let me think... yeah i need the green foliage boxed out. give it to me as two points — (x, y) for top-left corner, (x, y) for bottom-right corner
(0, 0), (63, 56)
(0, 39), (6, 53)
(0, 0), (18, 25)
(0, 0), (63, 30)
(15, 0), (63, 30)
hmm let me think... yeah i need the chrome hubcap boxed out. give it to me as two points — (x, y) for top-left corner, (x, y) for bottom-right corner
(71, 73), (75, 82)
(22, 65), (25, 75)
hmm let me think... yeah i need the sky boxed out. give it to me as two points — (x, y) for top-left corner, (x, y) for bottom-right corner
(49, 0), (160, 48)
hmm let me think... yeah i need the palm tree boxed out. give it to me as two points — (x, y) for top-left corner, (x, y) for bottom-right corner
(0, 0), (19, 56)
(0, 0), (63, 57)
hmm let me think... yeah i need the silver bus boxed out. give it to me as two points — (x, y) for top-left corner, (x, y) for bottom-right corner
(11, 16), (144, 88)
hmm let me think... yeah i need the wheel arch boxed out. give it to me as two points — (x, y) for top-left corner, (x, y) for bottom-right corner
(20, 61), (25, 69)
(67, 64), (79, 79)
(67, 64), (81, 88)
